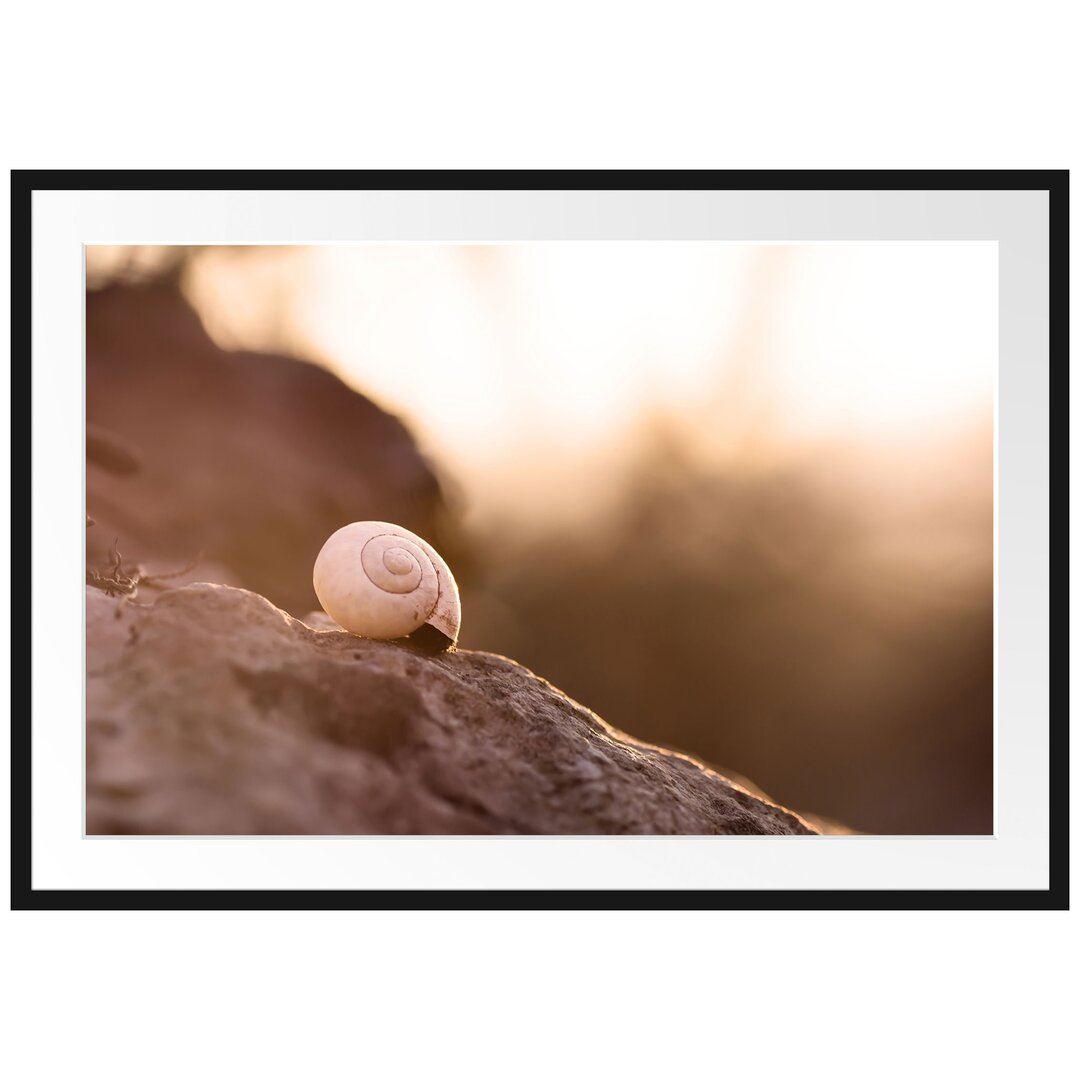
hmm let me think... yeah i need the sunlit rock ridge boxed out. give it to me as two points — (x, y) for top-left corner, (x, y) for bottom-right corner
(87, 582), (817, 836)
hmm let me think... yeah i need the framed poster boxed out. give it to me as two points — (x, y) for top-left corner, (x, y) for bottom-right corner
(9, 170), (1068, 909)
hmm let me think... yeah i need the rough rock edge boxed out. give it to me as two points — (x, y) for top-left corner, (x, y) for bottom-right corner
(86, 582), (819, 836)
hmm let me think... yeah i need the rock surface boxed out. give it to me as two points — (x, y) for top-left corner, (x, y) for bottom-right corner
(87, 583), (817, 836)
(86, 280), (456, 615)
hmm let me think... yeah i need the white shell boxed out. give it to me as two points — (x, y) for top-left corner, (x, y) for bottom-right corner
(313, 521), (460, 645)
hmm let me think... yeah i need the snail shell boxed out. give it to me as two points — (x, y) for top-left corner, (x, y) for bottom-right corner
(312, 521), (460, 648)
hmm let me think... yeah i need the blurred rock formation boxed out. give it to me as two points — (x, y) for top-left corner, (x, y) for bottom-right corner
(86, 279), (454, 615)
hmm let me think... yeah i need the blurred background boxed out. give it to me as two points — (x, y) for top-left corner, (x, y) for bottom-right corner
(85, 242), (995, 834)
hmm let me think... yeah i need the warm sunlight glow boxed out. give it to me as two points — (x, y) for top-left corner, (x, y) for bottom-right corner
(178, 242), (995, 518)
(84, 240), (998, 837)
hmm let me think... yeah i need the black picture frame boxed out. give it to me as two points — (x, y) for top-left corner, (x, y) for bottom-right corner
(9, 169), (1069, 911)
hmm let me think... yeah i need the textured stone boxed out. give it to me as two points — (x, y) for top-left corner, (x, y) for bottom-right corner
(86, 583), (817, 836)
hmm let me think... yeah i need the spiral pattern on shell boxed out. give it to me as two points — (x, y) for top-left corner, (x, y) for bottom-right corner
(313, 521), (460, 646)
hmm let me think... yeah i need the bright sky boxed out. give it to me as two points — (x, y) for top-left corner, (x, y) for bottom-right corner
(176, 242), (996, 519)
